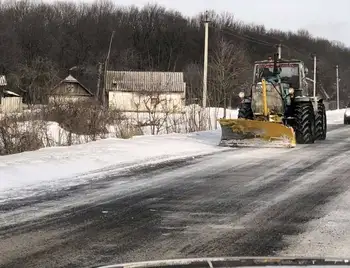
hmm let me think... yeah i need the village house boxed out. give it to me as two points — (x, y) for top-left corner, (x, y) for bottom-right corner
(106, 71), (186, 113)
(0, 75), (23, 113)
(48, 74), (94, 104)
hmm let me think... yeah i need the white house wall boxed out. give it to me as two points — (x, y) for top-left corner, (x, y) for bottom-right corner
(109, 91), (185, 112)
(0, 97), (22, 113)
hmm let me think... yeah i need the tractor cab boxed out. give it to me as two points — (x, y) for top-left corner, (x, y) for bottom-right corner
(253, 59), (304, 90)
(246, 56), (308, 120)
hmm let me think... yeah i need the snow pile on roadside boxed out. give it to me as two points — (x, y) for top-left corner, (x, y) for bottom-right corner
(326, 109), (345, 124)
(45, 121), (113, 146)
(0, 129), (227, 202)
(43, 106), (238, 145)
(122, 106), (238, 135)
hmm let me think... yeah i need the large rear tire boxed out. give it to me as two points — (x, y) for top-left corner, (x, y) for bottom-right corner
(238, 103), (253, 119)
(294, 102), (315, 144)
(315, 102), (327, 140)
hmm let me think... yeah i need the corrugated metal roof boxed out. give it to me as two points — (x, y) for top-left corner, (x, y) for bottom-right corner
(0, 75), (7, 86)
(110, 71), (184, 83)
(106, 71), (186, 92)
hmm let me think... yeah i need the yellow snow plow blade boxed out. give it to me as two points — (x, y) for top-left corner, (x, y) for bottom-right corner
(218, 118), (296, 148)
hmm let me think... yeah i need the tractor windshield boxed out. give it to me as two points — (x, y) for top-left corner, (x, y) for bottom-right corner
(254, 62), (299, 86)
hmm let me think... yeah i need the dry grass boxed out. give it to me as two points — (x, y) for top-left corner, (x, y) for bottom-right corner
(0, 100), (142, 155)
(0, 115), (47, 155)
(0, 100), (215, 156)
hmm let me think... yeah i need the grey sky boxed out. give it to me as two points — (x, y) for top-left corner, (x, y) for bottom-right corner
(47, 0), (350, 46)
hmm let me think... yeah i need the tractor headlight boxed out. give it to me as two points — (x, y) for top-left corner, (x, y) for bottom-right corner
(289, 87), (294, 94)
(345, 110), (350, 116)
(238, 92), (245, 98)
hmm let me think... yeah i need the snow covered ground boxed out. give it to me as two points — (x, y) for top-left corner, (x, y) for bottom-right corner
(0, 130), (230, 202)
(326, 108), (345, 125)
(0, 108), (345, 202)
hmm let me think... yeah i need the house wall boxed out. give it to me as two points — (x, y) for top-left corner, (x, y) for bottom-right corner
(0, 97), (23, 113)
(53, 83), (91, 96)
(48, 95), (92, 104)
(109, 91), (185, 112)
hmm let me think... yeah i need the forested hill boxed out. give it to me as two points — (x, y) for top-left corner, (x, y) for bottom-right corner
(1, 1), (349, 106)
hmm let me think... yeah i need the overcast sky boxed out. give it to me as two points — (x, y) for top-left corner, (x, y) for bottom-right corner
(44, 0), (350, 46)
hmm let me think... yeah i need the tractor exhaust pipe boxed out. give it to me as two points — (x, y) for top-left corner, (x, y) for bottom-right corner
(277, 44), (282, 59)
(313, 54), (316, 98)
(273, 52), (279, 75)
(312, 53), (317, 111)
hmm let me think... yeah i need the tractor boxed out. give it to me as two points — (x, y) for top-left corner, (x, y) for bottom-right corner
(218, 50), (327, 148)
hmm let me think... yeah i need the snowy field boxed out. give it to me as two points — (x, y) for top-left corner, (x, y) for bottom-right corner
(0, 108), (346, 202)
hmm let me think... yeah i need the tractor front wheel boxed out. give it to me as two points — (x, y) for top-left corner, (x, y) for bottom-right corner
(294, 102), (315, 144)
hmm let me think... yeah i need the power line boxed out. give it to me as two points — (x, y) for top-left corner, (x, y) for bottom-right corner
(206, 23), (342, 103)
(209, 25), (274, 47)
(209, 24), (313, 60)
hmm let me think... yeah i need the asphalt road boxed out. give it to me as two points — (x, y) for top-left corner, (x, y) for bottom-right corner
(1, 124), (350, 268)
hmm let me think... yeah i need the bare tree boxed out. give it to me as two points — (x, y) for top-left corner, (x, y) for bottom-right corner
(184, 63), (202, 105)
(7, 57), (59, 104)
(0, 1), (348, 110)
(131, 89), (172, 135)
(209, 38), (250, 118)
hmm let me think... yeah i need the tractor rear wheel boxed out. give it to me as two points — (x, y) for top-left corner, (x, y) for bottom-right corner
(294, 102), (315, 144)
(238, 103), (253, 119)
(315, 102), (327, 140)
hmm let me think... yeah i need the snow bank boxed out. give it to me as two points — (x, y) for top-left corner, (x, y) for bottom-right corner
(46, 121), (113, 146)
(326, 109), (345, 124)
(122, 106), (238, 135)
(0, 129), (227, 202)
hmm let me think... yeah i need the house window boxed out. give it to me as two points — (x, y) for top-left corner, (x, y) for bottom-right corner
(66, 84), (74, 92)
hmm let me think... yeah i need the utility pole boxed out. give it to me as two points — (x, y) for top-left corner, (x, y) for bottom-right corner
(103, 30), (115, 107)
(313, 54), (316, 98)
(96, 62), (103, 101)
(202, 11), (209, 108)
(336, 65), (340, 110)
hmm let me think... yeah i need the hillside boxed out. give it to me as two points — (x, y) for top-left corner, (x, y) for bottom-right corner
(0, 1), (349, 106)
